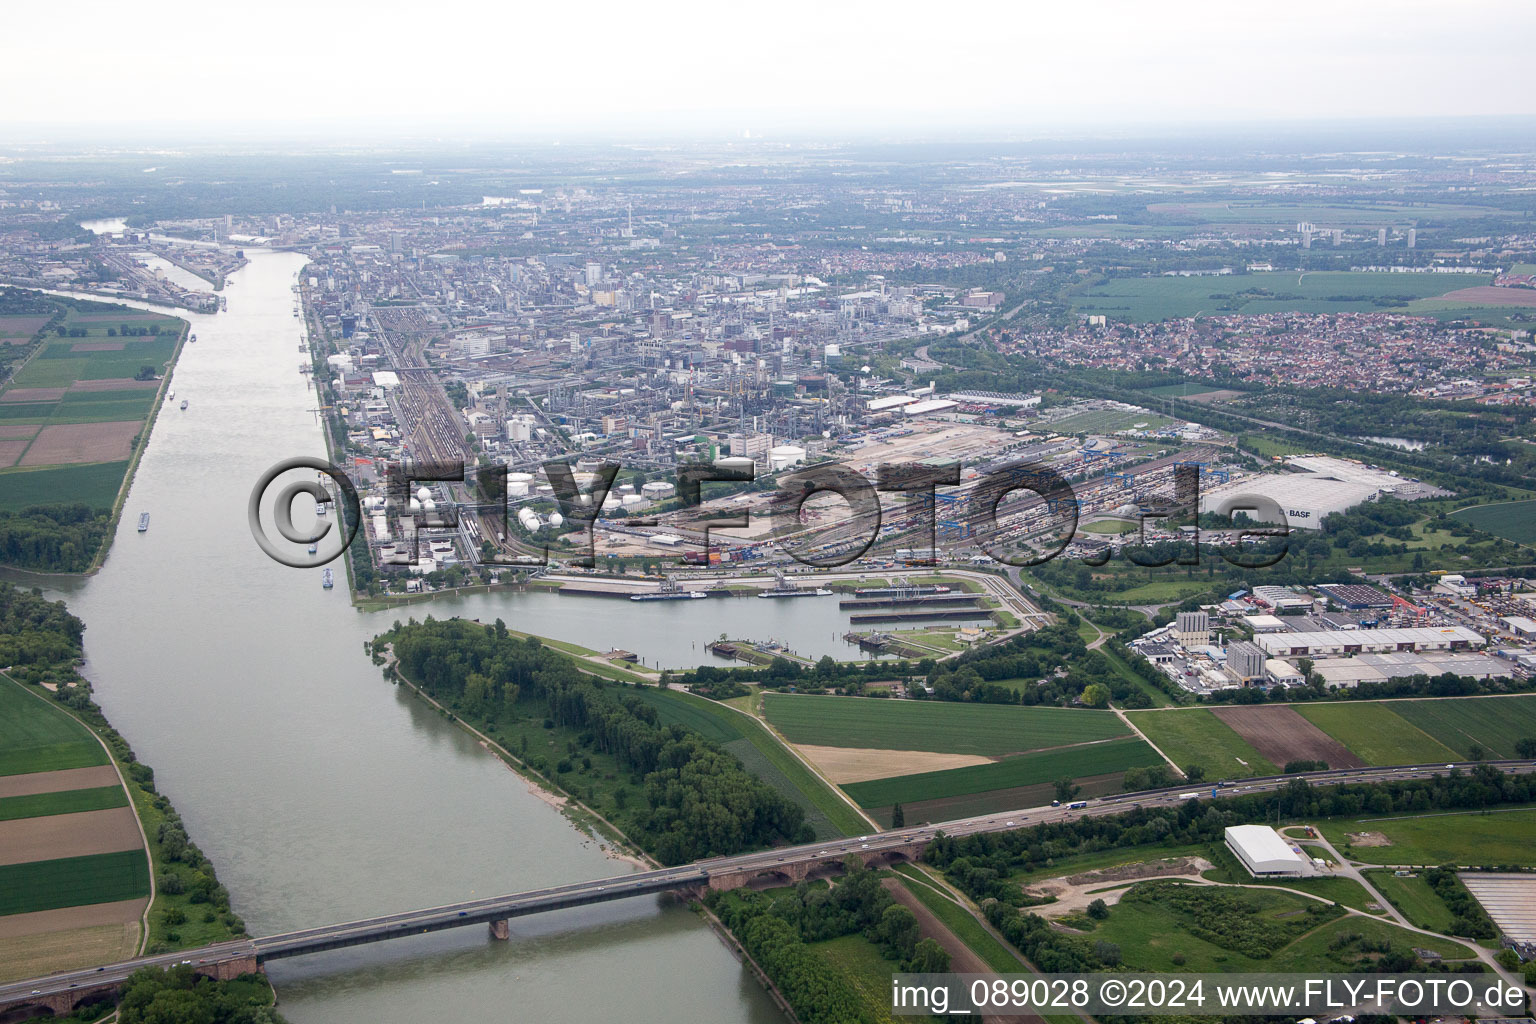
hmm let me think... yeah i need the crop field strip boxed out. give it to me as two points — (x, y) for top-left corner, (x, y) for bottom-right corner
(0, 673), (109, 777)
(1070, 270), (1493, 322)
(1383, 694), (1536, 759)
(0, 850), (150, 917)
(1450, 499), (1536, 546)
(763, 693), (1130, 755)
(1124, 708), (1279, 779)
(840, 737), (1163, 808)
(0, 672), (150, 947)
(1209, 705), (1365, 769)
(1294, 702), (1458, 765)
(0, 302), (180, 510)
(0, 785), (128, 822)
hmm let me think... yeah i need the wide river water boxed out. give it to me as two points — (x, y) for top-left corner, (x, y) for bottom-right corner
(34, 250), (798, 1023)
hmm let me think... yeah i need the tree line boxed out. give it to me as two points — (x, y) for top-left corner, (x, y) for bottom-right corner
(0, 504), (112, 574)
(707, 857), (962, 1024)
(383, 616), (809, 863)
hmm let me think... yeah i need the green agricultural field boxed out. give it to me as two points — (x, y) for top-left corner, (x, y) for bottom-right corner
(0, 849), (150, 916)
(1072, 271), (1492, 322)
(1450, 499), (1536, 546)
(0, 674), (108, 776)
(764, 694), (1130, 755)
(1385, 694), (1536, 759)
(842, 737), (1162, 808)
(1295, 703), (1458, 766)
(0, 461), (131, 514)
(1126, 709), (1278, 779)
(1320, 806), (1536, 867)
(0, 785), (127, 822)
(631, 687), (868, 837)
(0, 298), (182, 530)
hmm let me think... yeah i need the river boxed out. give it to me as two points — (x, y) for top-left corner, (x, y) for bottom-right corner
(36, 250), (787, 1023)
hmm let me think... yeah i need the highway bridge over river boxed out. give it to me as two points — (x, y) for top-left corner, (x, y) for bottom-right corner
(5, 760), (1531, 1018)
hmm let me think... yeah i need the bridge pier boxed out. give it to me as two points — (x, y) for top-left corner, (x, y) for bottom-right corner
(200, 955), (260, 981)
(488, 919), (510, 941)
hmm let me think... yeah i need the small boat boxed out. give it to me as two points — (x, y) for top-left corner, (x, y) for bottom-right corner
(307, 543), (317, 555)
(189, 333), (197, 343)
(179, 399), (188, 410)
(321, 568), (334, 589)
(137, 512), (150, 532)
(167, 389), (175, 400)
(316, 502), (328, 517)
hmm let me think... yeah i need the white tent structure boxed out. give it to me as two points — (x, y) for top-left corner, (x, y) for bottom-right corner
(1224, 825), (1307, 877)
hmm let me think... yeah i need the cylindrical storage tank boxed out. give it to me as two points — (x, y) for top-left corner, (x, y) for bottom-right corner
(537, 485), (554, 495)
(602, 494), (622, 510)
(622, 494), (644, 507)
(507, 479), (530, 497)
(714, 456), (755, 476)
(768, 445), (807, 472)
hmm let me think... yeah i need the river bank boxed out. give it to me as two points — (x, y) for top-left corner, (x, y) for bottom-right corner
(40, 249), (783, 1024)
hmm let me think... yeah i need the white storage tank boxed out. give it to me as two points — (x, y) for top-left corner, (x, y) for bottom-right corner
(714, 456), (755, 476)
(507, 471), (534, 497)
(769, 445), (807, 472)
(548, 511), (564, 527)
(517, 508), (540, 532)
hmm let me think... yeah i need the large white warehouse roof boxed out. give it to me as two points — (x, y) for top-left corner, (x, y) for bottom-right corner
(1225, 825), (1307, 877)
(1201, 473), (1379, 529)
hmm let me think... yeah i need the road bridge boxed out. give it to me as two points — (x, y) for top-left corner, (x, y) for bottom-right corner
(4, 760), (1531, 1017)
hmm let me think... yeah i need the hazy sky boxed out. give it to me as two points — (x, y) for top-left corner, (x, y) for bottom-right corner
(4, 0), (1534, 137)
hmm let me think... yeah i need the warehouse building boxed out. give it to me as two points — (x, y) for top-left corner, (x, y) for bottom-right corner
(947, 390), (1042, 409)
(1201, 473), (1380, 530)
(1225, 825), (1309, 877)
(1251, 586), (1313, 613)
(1257, 626), (1485, 658)
(1314, 651), (1512, 688)
(1317, 583), (1395, 610)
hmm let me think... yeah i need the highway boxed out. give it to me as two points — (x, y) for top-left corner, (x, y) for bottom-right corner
(5, 759), (1533, 1010)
